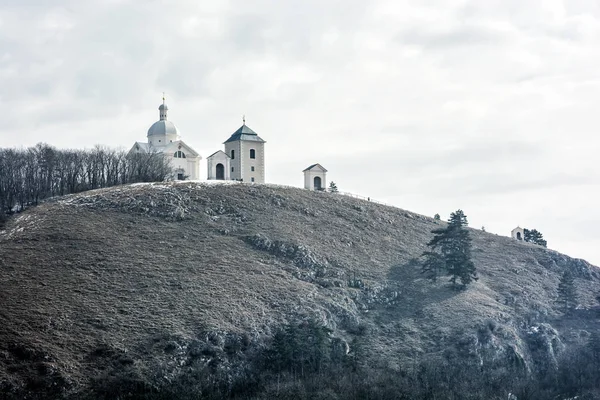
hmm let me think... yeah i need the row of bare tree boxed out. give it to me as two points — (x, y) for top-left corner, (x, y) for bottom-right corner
(0, 143), (173, 216)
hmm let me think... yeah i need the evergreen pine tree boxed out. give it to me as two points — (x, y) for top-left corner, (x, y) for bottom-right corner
(589, 331), (600, 364)
(589, 331), (600, 387)
(304, 319), (332, 373)
(448, 210), (468, 227)
(268, 328), (290, 373)
(347, 336), (365, 372)
(524, 228), (547, 247)
(328, 181), (338, 193)
(421, 251), (445, 282)
(444, 218), (477, 287)
(422, 210), (477, 289)
(434, 213), (441, 221)
(557, 270), (577, 312)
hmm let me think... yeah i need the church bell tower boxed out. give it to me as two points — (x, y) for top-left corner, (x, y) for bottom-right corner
(223, 117), (266, 183)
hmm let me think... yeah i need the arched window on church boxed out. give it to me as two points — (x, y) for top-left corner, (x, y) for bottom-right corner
(231, 150), (235, 159)
(174, 151), (186, 158)
(250, 149), (256, 159)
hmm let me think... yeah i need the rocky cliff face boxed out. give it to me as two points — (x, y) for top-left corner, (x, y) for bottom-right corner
(0, 182), (598, 398)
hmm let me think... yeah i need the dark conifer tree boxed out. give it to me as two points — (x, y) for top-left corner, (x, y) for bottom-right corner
(557, 270), (577, 312)
(445, 211), (477, 287)
(524, 228), (547, 247)
(421, 251), (445, 282)
(589, 331), (600, 364)
(347, 336), (365, 372)
(422, 210), (477, 288)
(304, 319), (332, 373)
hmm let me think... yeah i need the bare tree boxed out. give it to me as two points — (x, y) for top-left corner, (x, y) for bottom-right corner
(0, 143), (174, 219)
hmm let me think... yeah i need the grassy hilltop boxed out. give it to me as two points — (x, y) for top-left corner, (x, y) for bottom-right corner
(0, 182), (599, 399)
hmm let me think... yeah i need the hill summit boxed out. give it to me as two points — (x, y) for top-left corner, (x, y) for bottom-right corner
(1, 182), (599, 399)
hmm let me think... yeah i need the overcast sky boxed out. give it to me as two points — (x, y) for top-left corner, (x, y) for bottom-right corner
(1, 0), (599, 265)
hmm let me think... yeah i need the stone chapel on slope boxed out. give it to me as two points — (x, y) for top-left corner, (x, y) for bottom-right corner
(129, 98), (266, 183)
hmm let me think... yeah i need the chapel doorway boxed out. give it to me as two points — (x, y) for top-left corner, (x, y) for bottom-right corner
(216, 163), (225, 180)
(314, 176), (322, 190)
(516, 232), (522, 240)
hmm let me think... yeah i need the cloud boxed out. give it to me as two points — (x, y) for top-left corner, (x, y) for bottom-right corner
(396, 23), (510, 49)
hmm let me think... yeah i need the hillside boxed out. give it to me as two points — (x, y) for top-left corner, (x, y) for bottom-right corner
(0, 182), (599, 399)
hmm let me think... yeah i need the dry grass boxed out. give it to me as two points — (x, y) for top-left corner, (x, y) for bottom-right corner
(0, 182), (598, 396)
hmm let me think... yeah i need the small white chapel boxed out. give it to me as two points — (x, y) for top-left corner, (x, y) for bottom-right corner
(303, 163), (328, 190)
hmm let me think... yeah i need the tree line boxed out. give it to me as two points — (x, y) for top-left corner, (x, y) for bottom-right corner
(84, 317), (600, 400)
(0, 143), (173, 221)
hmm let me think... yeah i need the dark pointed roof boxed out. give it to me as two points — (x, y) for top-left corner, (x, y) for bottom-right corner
(303, 163), (327, 172)
(224, 124), (266, 144)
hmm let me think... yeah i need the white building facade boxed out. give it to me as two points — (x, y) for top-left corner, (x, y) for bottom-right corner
(222, 123), (266, 183)
(129, 99), (201, 180)
(206, 150), (231, 180)
(303, 164), (327, 190)
(511, 226), (525, 241)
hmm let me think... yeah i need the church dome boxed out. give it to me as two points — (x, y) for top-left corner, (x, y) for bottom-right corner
(147, 120), (179, 137)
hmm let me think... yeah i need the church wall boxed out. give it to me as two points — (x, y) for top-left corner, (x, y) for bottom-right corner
(511, 227), (525, 241)
(224, 142), (242, 181)
(240, 141), (265, 183)
(166, 133), (180, 144)
(170, 156), (199, 180)
(187, 158), (199, 180)
(207, 157), (214, 180)
(304, 172), (312, 189)
(149, 135), (178, 148)
(207, 152), (231, 180)
(304, 170), (326, 190)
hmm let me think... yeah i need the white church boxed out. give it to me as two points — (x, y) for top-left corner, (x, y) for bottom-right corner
(126, 98), (529, 243)
(129, 98), (266, 184)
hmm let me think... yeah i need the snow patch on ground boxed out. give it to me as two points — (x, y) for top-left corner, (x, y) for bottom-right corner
(0, 213), (44, 239)
(527, 326), (540, 334)
(129, 182), (154, 187)
(48, 180), (400, 219)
